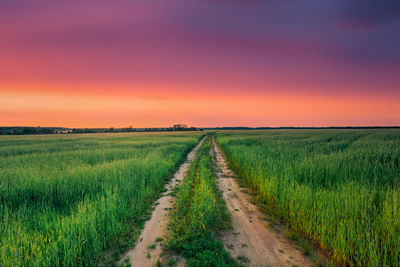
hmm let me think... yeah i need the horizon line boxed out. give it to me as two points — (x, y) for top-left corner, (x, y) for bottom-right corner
(2, 125), (400, 129)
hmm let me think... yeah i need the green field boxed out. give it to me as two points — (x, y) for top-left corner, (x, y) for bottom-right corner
(166, 137), (237, 266)
(1, 129), (399, 266)
(0, 132), (202, 266)
(215, 129), (400, 266)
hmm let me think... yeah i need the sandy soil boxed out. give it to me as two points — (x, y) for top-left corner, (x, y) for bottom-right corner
(211, 137), (312, 267)
(119, 136), (206, 267)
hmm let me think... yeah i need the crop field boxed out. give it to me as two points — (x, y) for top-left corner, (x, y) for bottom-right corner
(215, 129), (400, 266)
(0, 132), (202, 266)
(1, 129), (399, 267)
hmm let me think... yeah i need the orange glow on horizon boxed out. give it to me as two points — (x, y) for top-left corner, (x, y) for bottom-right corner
(1, 85), (399, 128)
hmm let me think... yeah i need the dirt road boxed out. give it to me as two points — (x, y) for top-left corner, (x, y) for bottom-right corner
(211, 137), (311, 267)
(119, 136), (206, 267)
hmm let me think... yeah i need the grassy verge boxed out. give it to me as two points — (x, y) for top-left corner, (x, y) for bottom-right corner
(166, 137), (239, 266)
(0, 133), (203, 266)
(216, 130), (400, 266)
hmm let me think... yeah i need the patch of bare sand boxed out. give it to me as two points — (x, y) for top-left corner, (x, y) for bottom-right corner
(119, 136), (206, 267)
(211, 137), (312, 267)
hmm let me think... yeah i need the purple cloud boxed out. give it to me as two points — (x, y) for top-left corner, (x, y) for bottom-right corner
(338, 0), (400, 29)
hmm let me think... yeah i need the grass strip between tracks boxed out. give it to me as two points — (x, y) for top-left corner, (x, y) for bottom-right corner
(166, 137), (240, 266)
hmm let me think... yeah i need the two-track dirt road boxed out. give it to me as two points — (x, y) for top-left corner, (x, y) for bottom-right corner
(121, 135), (312, 267)
(211, 137), (312, 267)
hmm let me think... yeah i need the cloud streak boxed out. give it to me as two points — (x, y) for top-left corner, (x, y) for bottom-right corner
(338, 0), (400, 29)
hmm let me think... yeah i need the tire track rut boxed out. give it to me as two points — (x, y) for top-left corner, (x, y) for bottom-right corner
(211, 137), (311, 267)
(119, 136), (206, 267)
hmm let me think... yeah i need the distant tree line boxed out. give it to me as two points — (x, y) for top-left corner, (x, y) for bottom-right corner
(3, 125), (398, 135)
(71, 124), (201, 134)
(204, 126), (400, 130)
(140, 126), (199, 132)
(71, 128), (98, 134)
(1, 124), (201, 135)
(0, 127), (71, 135)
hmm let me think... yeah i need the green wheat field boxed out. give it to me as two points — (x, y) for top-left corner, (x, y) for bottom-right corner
(1, 130), (399, 266)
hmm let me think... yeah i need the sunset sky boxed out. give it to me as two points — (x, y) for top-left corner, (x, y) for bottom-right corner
(1, 0), (400, 128)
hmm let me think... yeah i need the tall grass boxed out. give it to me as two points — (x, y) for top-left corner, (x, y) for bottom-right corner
(167, 137), (238, 266)
(0, 132), (202, 266)
(216, 129), (400, 266)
